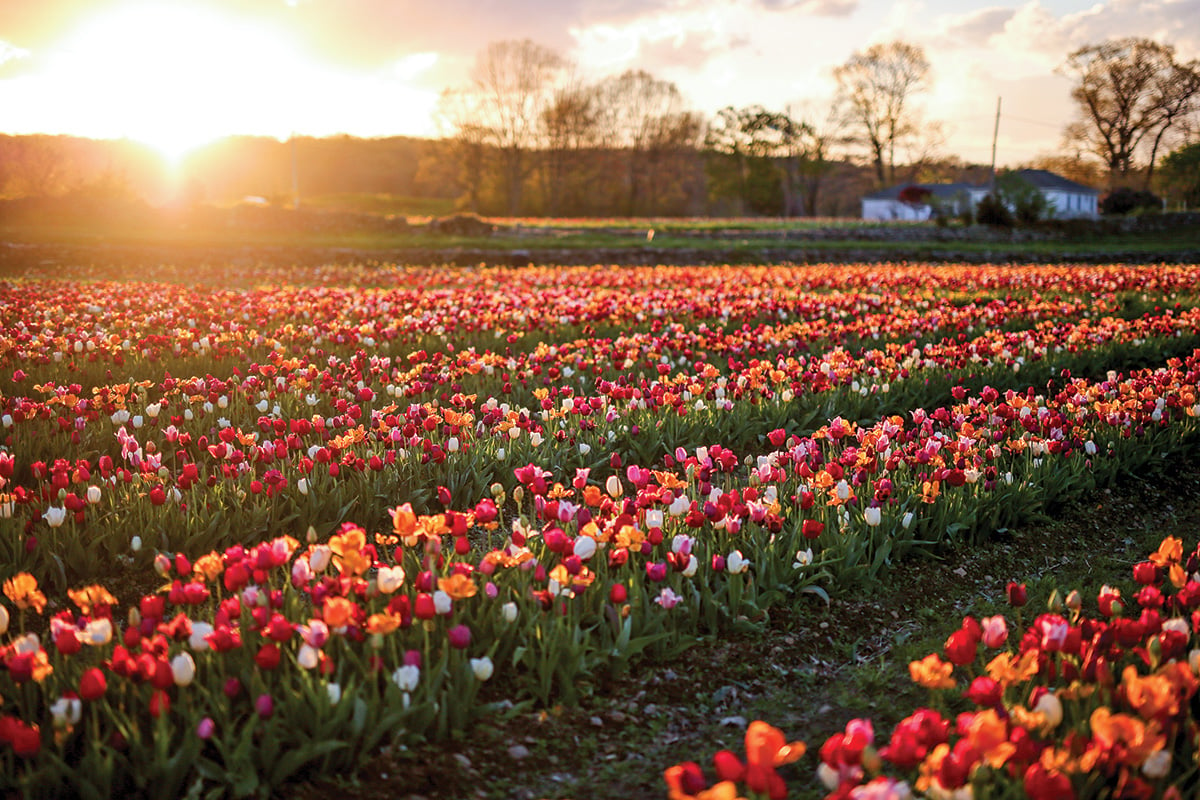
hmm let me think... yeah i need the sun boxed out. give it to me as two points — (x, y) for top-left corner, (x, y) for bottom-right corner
(46, 2), (311, 162)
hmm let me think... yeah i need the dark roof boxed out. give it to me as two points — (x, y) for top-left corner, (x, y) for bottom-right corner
(1010, 169), (1100, 194)
(864, 170), (1100, 202)
(863, 182), (978, 201)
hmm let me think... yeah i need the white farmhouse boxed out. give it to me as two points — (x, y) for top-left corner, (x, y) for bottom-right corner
(861, 183), (980, 222)
(861, 169), (1099, 221)
(1009, 169), (1099, 219)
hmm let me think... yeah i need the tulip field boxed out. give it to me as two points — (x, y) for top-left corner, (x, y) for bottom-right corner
(2, 261), (1200, 798)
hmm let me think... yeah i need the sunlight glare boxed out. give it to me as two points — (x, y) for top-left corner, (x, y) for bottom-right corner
(47, 3), (315, 162)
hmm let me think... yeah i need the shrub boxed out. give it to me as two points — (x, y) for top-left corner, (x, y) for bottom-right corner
(974, 193), (1013, 228)
(996, 173), (1050, 225)
(1100, 186), (1162, 215)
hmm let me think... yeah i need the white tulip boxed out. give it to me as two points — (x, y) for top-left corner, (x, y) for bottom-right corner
(82, 618), (112, 646)
(297, 644), (319, 670)
(50, 696), (82, 728)
(433, 590), (453, 615)
(171, 653), (196, 687)
(573, 536), (597, 561)
(188, 622), (214, 652)
(309, 545), (332, 573)
(1033, 691), (1063, 729)
(726, 550), (750, 574)
(392, 665), (420, 692)
(470, 656), (494, 681)
(377, 565), (406, 594)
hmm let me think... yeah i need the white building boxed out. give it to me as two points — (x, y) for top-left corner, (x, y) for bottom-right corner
(861, 182), (980, 222)
(861, 170), (1099, 221)
(1012, 169), (1099, 219)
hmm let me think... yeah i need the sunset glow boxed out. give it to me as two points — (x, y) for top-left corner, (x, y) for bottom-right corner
(0, 0), (1197, 165)
(0, 1), (442, 161)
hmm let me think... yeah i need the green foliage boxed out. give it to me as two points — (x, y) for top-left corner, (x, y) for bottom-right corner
(1100, 186), (1162, 215)
(973, 192), (1013, 228)
(995, 172), (1050, 225)
(1158, 143), (1200, 208)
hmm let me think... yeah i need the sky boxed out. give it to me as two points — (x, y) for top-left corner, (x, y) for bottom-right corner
(1, 0), (1198, 167)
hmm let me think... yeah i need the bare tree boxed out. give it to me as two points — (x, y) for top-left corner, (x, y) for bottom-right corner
(597, 70), (700, 216)
(0, 135), (77, 197)
(1061, 37), (1200, 188)
(539, 76), (602, 215)
(469, 39), (565, 215)
(433, 88), (491, 214)
(781, 106), (840, 217)
(833, 41), (931, 188)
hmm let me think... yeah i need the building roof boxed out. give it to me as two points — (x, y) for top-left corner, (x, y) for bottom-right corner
(1010, 169), (1100, 195)
(863, 169), (1100, 202)
(863, 182), (978, 201)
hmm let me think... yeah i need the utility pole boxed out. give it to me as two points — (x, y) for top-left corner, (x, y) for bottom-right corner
(989, 97), (1001, 194)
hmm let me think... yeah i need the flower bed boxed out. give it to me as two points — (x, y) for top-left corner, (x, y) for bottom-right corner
(666, 531), (1200, 800)
(1, 262), (1199, 797)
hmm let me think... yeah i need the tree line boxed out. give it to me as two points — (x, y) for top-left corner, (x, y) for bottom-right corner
(2, 35), (1198, 216)
(431, 35), (1200, 216)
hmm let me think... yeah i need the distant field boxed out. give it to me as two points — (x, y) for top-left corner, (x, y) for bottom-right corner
(1, 209), (1198, 265)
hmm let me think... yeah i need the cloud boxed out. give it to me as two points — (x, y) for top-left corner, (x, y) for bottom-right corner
(755, 0), (857, 15)
(937, 7), (1016, 47)
(636, 29), (749, 72)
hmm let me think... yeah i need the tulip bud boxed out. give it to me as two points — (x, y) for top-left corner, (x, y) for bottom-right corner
(1047, 589), (1063, 613)
(197, 717), (216, 740)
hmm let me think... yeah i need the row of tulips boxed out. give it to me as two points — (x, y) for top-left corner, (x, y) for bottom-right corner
(665, 531), (1200, 800)
(2, 344), (1200, 795)
(3, 300), (1199, 589)
(8, 261), (1200, 297)
(0, 272), (1141, 400)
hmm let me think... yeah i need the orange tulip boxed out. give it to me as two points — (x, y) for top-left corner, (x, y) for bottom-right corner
(910, 653), (956, 689)
(3, 573), (46, 614)
(437, 573), (478, 600)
